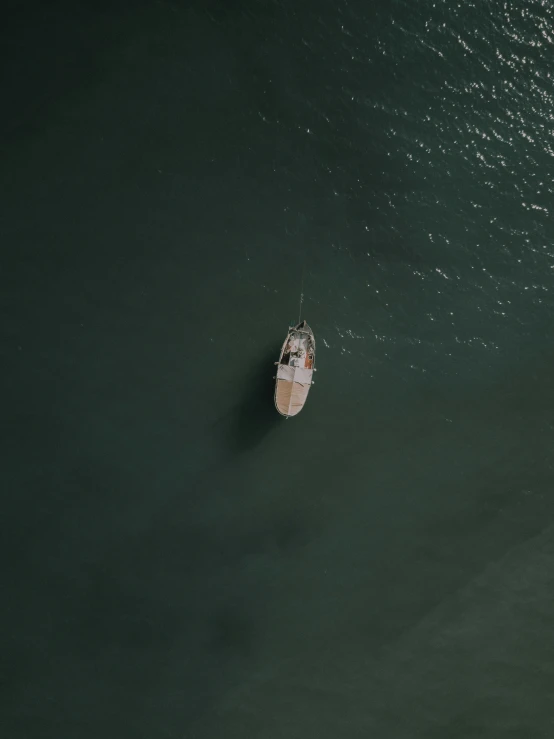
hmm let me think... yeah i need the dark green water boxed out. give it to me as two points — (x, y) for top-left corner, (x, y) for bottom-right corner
(3, 1), (554, 736)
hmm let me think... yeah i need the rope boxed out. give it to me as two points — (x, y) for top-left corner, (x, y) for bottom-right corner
(298, 264), (305, 324)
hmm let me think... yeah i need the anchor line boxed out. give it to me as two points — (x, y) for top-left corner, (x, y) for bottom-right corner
(298, 263), (305, 324)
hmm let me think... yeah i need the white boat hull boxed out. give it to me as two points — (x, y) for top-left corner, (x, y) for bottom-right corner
(274, 321), (315, 418)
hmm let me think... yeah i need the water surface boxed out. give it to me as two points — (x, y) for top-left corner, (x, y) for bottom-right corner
(3, 1), (554, 736)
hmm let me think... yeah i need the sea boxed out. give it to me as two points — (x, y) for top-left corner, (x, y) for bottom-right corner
(3, 1), (554, 736)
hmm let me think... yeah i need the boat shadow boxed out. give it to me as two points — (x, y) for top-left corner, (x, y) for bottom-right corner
(228, 345), (282, 452)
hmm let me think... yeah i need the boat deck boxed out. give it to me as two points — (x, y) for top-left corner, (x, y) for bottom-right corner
(275, 325), (315, 417)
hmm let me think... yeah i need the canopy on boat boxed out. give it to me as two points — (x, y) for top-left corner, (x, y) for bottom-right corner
(276, 365), (311, 383)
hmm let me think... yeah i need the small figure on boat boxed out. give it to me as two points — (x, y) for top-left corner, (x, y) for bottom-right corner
(274, 320), (316, 418)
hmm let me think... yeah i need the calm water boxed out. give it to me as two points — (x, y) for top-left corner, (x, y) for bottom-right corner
(3, 1), (554, 736)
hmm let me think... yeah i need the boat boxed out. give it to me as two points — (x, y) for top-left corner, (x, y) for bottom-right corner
(274, 320), (316, 418)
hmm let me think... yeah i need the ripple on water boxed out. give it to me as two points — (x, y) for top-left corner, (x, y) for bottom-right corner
(266, 0), (554, 380)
